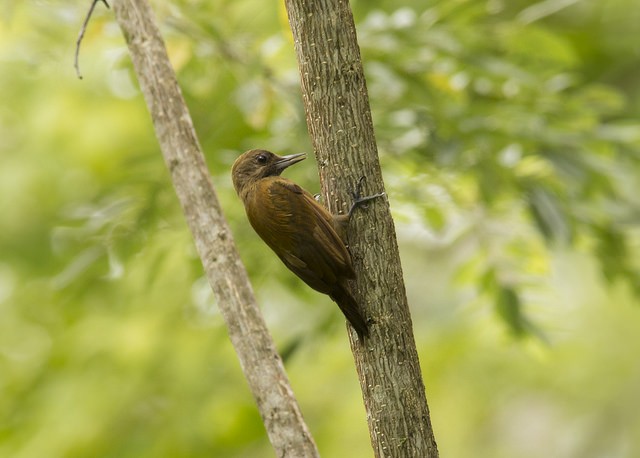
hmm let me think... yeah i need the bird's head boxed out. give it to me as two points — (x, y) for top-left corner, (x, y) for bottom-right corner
(231, 149), (306, 196)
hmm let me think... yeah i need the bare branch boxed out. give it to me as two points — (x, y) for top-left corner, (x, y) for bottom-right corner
(74, 0), (110, 79)
(108, 0), (319, 456)
(284, 0), (439, 456)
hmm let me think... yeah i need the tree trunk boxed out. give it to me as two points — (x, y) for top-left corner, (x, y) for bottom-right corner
(283, 1), (439, 456)
(111, 1), (319, 456)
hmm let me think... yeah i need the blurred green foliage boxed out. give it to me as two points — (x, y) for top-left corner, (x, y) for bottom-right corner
(1, 0), (639, 457)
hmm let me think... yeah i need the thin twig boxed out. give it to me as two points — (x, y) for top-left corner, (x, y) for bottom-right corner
(75, 0), (110, 79)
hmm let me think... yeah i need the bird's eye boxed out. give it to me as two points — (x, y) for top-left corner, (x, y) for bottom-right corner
(256, 154), (267, 164)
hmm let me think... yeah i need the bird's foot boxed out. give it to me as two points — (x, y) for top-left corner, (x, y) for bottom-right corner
(347, 176), (385, 218)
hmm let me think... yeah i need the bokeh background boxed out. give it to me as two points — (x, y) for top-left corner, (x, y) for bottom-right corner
(1, 0), (639, 456)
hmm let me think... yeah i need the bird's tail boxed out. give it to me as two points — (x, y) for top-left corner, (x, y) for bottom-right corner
(330, 286), (369, 340)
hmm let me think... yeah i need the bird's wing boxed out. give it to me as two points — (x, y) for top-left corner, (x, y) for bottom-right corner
(248, 178), (355, 294)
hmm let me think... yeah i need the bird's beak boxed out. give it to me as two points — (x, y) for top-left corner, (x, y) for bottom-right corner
(274, 152), (307, 173)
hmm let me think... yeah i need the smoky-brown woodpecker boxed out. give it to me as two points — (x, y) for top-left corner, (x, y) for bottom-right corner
(231, 149), (381, 340)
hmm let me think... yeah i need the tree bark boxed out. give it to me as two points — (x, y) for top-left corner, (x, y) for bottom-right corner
(283, 1), (439, 456)
(111, 1), (319, 456)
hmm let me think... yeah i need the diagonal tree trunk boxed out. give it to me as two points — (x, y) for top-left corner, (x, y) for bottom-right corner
(111, 1), (319, 456)
(283, 1), (439, 456)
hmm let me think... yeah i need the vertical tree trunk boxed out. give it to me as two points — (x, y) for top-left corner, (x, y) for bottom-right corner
(284, 1), (439, 456)
(111, 1), (319, 456)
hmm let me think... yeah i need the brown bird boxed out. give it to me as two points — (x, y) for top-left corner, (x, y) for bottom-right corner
(231, 149), (382, 340)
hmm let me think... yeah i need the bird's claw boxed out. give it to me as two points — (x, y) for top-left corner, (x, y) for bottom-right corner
(347, 176), (385, 217)
(350, 176), (367, 201)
